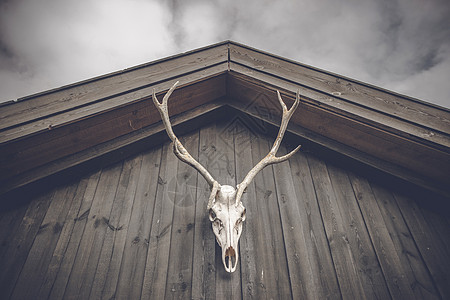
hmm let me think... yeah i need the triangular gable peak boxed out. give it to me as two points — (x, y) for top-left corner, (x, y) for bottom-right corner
(0, 41), (449, 197)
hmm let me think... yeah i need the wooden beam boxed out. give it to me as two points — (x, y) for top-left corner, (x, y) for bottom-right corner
(0, 63), (228, 144)
(0, 42), (228, 131)
(0, 93), (228, 196)
(229, 42), (450, 138)
(0, 74), (226, 184)
(1, 40), (449, 199)
(226, 74), (450, 195)
(229, 62), (450, 151)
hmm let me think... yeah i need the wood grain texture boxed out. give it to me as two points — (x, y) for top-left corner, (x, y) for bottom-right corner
(307, 154), (390, 299)
(369, 183), (440, 299)
(327, 165), (392, 298)
(62, 163), (123, 299)
(0, 119), (448, 299)
(0, 190), (55, 299)
(213, 120), (242, 300)
(227, 75), (450, 191)
(0, 66), (227, 145)
(48, 170), (101, 300)
(99, 154), (143, 300)
(140, 142), (178, 299)
(88, 154), (144, 300)
(113, 147), (163, 299)
(0, 100), (226, 195)
(229, 62), (450, 151)
(394, 193), (450, 299)
(347, 171), (415, 299)
(2, 40), (448, 206)
(76, 163), (123, 300)
(0, 201), (28, 260)
(164, 132), (198, 299)
(272, 149), (319, 299)
(36, 175), (91, 300)
(289, 151), (341, 299)
(235, 121), (292, 298)
(11, 181), (80, 300)
(229, 43), (450, 136)
(191, 124), (218, 300)
(0, 43), (228, 131)
(0, 74), (227, 184)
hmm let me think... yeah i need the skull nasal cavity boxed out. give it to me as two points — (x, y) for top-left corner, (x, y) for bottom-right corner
(225, 247), (236, 257)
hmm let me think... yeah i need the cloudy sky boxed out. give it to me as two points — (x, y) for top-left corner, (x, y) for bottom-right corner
(1, 0), (449, 108)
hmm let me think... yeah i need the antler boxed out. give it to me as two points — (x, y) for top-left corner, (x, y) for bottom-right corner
(152, 81), (220, 204)
(235, 90), (302, 206)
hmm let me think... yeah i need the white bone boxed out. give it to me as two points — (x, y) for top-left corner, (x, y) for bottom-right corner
(234, 90), (301, 207)
(152, 82), (301, 272)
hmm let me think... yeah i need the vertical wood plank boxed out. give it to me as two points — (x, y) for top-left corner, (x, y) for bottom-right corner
(47, 170), (101, 300)
(62, 163), (123, 299)
(0, 203), (28, 262)
(113, 148), (162, 299)
(273, 146), (333, 299)
(307, 154), (371, 299)
(89, 154), (144, 300)
(99, 154), (143, 300)
(370, 183), (440, 299)
(234, 125), (259, 299)
(140, 142), (178, 299)
(327, 165), (391, 299)
(238, 132), (292, 299)
(394, 193), (450, 299)
(349, 173), (417, 299)
(289, 151), (341, 299)
(36, 174), (92, 299)
(0, 189), (55, 299)
(214, 120), (242, 300)
(420, 207), (450, 259)
(191, 124), (218, 300)
(76, 162), (123, 300)
(165, 132), (199, 298)
(11, 181), (80, 300)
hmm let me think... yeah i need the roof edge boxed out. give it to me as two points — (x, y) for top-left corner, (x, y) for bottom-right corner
(227, 41), (450, 112)
(0, 41), (231, 108)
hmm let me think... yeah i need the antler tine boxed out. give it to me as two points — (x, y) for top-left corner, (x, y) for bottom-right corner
(152, 81), (218, 189)
(152, 81), (179, 142)
(235, 90), (302, 206)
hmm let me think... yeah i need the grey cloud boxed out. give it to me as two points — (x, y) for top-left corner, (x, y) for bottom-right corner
(0, 0), (448, 108)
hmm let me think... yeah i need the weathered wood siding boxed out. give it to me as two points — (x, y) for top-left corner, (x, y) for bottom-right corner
(0, 42), (228, 192)
(0, 119), (448, 299)
(1, 41), (448, 198)
(227, 42), (450, 194)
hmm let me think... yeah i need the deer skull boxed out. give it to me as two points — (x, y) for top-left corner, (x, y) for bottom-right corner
(208, 185), (246, 272)
(152, 81), (301, 273)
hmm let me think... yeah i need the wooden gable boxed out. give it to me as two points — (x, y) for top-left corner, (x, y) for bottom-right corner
(0, 118), (449, 299)
(0, 41), (449, 197)
(0, 42), (449, 299)
(1, 41), (448, 198)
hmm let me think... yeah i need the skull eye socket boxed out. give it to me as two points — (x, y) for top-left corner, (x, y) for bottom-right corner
(215, 219), (223, 228)
(235, 208), (247, 231)
(209, 209), (216, 221)
(214, 219), (223, 234)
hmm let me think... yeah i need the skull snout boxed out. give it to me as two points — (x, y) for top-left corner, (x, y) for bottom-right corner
(223, 246), (238, 273)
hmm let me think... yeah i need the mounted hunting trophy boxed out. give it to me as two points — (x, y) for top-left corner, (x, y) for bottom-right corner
(152, 81), (301, 272)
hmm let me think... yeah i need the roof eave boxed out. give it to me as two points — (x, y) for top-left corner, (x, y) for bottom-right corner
(0, 41), (448, 198)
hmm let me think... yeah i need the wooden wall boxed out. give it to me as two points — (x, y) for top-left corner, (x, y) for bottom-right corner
(227, 42), (450, 196)
(0, 43), (229, 194)
(1, 40), (448, 199)
(0, 119), (448, 299)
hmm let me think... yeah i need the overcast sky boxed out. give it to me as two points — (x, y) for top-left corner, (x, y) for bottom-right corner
(1, 0), (449, 108)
